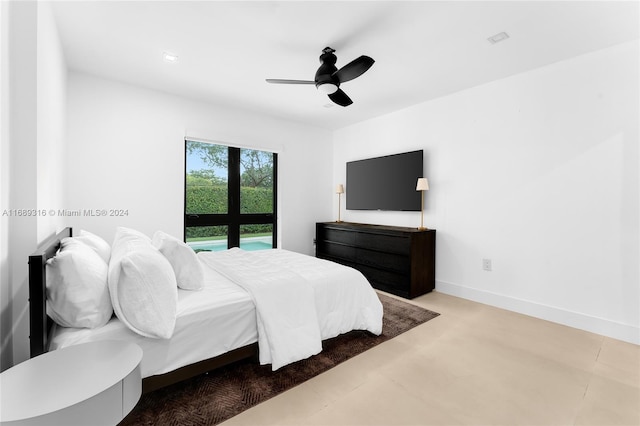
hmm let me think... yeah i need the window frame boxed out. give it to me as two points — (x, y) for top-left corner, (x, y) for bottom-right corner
(183, 140), (278, 249)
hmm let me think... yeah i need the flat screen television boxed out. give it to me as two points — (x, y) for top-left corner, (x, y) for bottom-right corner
(346, 150), (424, 211)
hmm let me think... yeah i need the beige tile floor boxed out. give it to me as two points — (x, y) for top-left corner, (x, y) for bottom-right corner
(222, 291), (640, 426)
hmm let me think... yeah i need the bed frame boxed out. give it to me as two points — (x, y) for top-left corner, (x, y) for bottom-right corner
(28, 227), (258, 393)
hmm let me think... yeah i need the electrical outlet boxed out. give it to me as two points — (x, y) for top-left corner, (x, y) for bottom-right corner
(482, 258), (492, 271)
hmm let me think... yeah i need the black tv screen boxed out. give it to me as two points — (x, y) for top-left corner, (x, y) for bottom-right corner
(346, 150), (424, 211)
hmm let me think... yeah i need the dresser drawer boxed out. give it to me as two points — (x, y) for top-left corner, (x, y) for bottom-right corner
(357, 265), (411, 292)
(356, 247), (410, 273)
(320, 227), (356, 245)
(355, 232), (410, 255)
(318, 241), (357, 262)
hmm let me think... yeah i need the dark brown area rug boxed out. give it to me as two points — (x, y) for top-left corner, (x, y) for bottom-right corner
(120, 293), (439, 426)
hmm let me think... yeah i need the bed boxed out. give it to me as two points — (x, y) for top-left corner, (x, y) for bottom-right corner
(29, 227), (383, 393)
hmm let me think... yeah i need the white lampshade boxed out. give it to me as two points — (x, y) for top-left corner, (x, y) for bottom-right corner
(336, 184), (344, 194)
(416, 178), (429, 191)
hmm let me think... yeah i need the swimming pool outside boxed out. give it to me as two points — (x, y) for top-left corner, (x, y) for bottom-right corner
(188, 236), (273, 252)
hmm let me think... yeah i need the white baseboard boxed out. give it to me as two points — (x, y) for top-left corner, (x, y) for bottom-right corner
(436, 280), (639, 345)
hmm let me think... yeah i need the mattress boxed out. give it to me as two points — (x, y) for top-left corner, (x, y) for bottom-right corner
(50, 262), (257, 378)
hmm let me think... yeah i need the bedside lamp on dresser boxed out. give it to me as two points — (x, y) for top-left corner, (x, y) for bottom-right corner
(335, 184), (344, 222)
(416, 177), (429, 230)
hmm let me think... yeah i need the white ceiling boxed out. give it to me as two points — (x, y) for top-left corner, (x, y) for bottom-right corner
(51, 1), (639, 130)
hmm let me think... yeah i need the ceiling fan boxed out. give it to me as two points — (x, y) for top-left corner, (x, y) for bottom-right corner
(266, 47), (375, 107)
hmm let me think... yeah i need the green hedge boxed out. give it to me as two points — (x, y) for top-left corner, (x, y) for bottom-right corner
(186, 185), (272, 214)
(240, 186), (273, 214)
(185, 225), (273, 239)
(186, 226), (227, 239)
(186, 185), (273, 239)
(186, 186), (227, 214)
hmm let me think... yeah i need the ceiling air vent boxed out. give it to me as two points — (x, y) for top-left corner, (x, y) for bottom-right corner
(487, 32), (510, 44)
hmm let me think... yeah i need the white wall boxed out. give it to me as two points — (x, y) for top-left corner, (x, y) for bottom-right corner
(4, 0), (39, 369)
(64, 72), (333, 256)
(333, 40), (639, 344)
(0, 0), (11, 372)
(0, 1), (68, 368)
(37, 2), (67, 241)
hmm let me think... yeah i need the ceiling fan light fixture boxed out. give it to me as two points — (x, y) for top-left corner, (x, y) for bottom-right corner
(317, 83), (338, 95)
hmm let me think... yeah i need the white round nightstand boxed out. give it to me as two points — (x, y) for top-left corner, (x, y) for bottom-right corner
(0, 340), (143, 426)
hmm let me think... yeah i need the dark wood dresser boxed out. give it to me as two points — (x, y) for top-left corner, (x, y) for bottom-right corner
(315, 222), (435, 299)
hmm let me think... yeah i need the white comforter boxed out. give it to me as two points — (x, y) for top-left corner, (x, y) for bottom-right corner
(198, 248), (383, 370)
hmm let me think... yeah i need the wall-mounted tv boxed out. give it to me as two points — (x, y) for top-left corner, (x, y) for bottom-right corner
(346, 150), (423, 211)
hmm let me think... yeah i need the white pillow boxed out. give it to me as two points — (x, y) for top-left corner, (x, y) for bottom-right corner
(109, 227), (151, 295)
(74, 230), (111, 263)
(46, 238), (113, 329)
(152, 231), (204, 290)
(109, 228), (177, 339)
(111, 227), (151, 250)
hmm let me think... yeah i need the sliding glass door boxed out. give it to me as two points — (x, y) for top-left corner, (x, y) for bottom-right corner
(185, 140), (277, 251)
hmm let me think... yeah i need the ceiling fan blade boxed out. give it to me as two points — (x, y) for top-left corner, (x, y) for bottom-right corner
(265, 79), (316, 85)
(332, 55), (374, 84)
(328, 89), (353, 107)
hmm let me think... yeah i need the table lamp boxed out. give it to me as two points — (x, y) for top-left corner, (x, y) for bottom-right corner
(416, 178), (429, 230)
(336, 184), (344, 222)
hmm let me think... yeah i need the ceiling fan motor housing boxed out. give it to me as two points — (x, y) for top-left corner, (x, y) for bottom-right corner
(315, 48), (339, 88)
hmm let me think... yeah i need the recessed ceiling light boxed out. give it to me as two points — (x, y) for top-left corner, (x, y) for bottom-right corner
(487, 32), (510, 44)
(163, 51), (179, 63)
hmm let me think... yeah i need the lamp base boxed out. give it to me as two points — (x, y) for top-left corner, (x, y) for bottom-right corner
(417, 226), (428, 231)
(336, 220), (343, 223)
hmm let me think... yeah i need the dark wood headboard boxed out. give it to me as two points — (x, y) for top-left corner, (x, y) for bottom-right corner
(28, 227), (72, 357)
